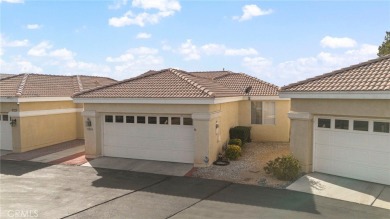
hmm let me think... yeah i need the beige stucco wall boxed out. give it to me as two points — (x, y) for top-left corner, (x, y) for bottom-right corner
(17, 113), (78, 152)
(289, 98), (390, 172)
(208, 102), (240, 164)
(1, 101), (85, 152)
(238, 100), (290, 142)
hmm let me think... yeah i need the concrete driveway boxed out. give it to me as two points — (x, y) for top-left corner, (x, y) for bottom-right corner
(287, 173), (390, 210)
(1, 161), (389, 219)
(82, 157), (193, 176)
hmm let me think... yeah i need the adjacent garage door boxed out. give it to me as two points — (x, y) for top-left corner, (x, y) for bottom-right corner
(314, 116), (390, 185)
(0, 114), (13, 150)
(103, 114), (195, 163)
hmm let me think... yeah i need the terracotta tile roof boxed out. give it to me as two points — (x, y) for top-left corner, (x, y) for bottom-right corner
(74, 69), (279, 99)
(212, 73), (279, 96)
(190, 71), (231, 80)
(0, 73), (116, 97)
(281, 55), (390, 92)
(74, 69), (242, 98)
(0, 73), (16, 79)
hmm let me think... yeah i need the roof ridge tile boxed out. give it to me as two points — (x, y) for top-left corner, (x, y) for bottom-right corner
(76, 75), (84, 91)
(170, 69), (214, 97)
(16, 73), (29, 96)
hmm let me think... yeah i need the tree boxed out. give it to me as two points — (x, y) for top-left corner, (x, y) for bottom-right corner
(378, 31), (390, 57)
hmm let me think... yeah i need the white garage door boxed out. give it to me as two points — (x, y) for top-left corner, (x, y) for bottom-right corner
(314, 116), (390, 185)
(0, 114), (13, 150)
(103, 114), (195, 163)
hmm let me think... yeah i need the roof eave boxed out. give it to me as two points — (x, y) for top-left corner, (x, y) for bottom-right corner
(279, 91), (390, 99)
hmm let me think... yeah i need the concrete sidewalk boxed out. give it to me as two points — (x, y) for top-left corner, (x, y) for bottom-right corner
(287, 172), (390, 210)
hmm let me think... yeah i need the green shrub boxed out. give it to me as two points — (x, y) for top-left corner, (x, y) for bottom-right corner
(228, 138), (242, 147)
(225, 145), (241, 160)
(264, 155), (301, 181)
(229, 126), (251, 143)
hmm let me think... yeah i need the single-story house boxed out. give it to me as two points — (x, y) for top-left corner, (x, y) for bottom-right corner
(73, 69), (290, 167)
(0, 73), (116, 152)
(280, 55), (390, 185)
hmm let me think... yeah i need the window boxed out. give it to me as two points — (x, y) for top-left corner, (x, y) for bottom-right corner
(126, 116), (134, 123)
(2, 115), (9, 121)
(373, 122), (390, 133)
(251, 101), (275, 125)
(183, 118), (193, 125)
(115, 115), (124, 123)
(137, 116), (145, 124)
(148, 116), (157, 124)
(159, 117), (168, 125)
(171, 117), (180, 125)
(105, 115), (113, 123)
(353, 120), (368, 131)
(318, 118), (331, 128)
(335, 119), (349, 130)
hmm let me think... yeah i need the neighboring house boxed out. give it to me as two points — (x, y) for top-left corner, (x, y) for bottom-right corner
(280, 55), (390, 185)
(0, 73), (116, 152)
(73, 69), (290, 167)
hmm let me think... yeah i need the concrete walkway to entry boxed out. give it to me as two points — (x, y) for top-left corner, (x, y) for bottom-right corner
(287, 172), (390, 210)
(82, 157), (193, 176)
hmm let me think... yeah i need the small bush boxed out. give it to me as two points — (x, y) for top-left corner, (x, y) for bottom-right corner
(264, 155), (301, 181)
(225, 145), (241, 160)
(228, 138), (242, 147)
(229, 126), (251, 143)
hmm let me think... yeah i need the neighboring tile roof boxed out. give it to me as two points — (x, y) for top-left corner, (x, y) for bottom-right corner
(74, 69), (279, 99)
(0, 73), (16, 79)
(281, 55), (390, 92)
(190, 71), (231, 80)
(213, 73), (279, 96)
(0, 73), (116, 97)
(74, 69), (242, 98)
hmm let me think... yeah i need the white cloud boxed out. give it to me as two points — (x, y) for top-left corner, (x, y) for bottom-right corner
(49, 48), (75, 60)
(26, 24), (42, 30)
(242, 43), (379, 86)
(66, 60), (111, 74)
(233, 5), (273, 21)
(320, 36), (357, 48)
(178, 39), (200, 61)
(1, 35), (29, 47)
(242, 56), (273, 76)
(108, 0), (128, 10)
(132, 0), (180, 11)
(27, 41), (52, 56)
(0, 0), (24, 3)
(0, 58), (42, 73)
(136, 32), (151, 39)
(109, 0), (180, 27)
(107, 46), (164, 78)
(225, 48), (258, 56)
(201, 44), (226, 55)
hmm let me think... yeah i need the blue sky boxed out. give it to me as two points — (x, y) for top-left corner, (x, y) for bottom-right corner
(1, 0), (389, 86)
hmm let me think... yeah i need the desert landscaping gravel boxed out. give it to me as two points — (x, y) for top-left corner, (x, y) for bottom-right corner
(192, 142), (294, 188)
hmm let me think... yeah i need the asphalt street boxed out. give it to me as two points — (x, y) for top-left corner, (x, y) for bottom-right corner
(1, 160), (389, 219)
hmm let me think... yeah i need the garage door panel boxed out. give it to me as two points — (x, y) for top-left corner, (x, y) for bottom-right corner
(103, 146), (193, 163)
(314, 116), (390, 185)
(103, 115), (194, 163)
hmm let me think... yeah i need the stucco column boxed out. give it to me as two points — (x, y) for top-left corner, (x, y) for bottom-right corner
(288, 111), (313, 172)
(192, 111), (221, 167)
(82, 110), (101, 158)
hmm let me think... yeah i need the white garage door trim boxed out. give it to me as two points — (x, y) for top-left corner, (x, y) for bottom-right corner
(0, 114), (13, 150)
(313, 116), (390, 185)
(102, 114), (195, 163)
